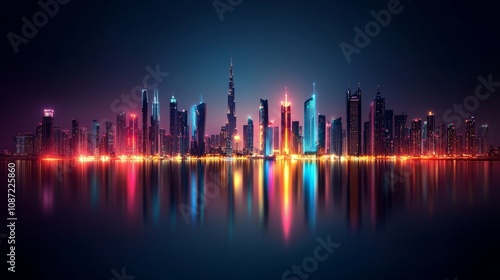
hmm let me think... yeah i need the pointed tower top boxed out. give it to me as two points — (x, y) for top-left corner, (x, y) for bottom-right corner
(313, 82), (316, 93)
(358, 82), (361, 89)
(200, 94), (203, 104)
(377, 85), (381, 95)
(285, 87), (288, 104)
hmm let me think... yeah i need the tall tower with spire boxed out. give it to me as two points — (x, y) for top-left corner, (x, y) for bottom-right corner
(347, 82), (362, 156)
(226, 58), (237, 155)
(281, 87), (291, 155)
(150, 88), (160, 155)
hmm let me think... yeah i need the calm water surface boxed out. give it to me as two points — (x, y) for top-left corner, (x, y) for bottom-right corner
(1, 159), (499, 280)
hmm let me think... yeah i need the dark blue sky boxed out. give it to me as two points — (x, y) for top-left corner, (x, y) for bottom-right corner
(2, 0), (500, 151)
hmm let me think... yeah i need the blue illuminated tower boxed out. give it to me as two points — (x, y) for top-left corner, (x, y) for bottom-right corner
(150, 88), (160, 156)
(259, 99), (270, 156)
(303, 83), (317, 154)
(196, 101), (206, 156)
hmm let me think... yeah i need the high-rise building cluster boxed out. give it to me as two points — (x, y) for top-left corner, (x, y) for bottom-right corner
(11, 59), (497, 158)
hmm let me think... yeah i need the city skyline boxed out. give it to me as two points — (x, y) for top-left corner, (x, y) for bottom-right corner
(9, 60), (497, 157)
(3, 1), (500, 152)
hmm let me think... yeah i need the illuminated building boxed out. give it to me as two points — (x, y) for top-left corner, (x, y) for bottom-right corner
(478, 124), (489, 156)
(150, 89), (160, 155)
(465, 116), (476, 155)
(384, 110), (393, 155)
(178, 110), (189, 156)
(281, 89), (292, 155)
(170, 95), (178, 155)
(192, 101), (206, 157)
(35, 123), (42, 156)
(318, 114), (326, 154)
(292, 121), (301, 154)
(243, 117), (254, 154)
(426, 112), (436, 155)
(105, 121), (115, 155)
(447, 123), (456, 155)
(394, 112), (408, 156)
(14, 133), (34, 156)
(330, 117), (342, 156)
(347, 83), (362, 156)
(363, 121), (369, 155)
(141, 87), (148, 155)
(128, 114), (138, 155)
(226, 58), (237, 155)
(368, 89), (385, 156)
(71, 119), (80, 156)
(259, 99), (271, 156)
(89, 120), (100, 156)
(116, 112), (127, 155)
(41, 109), (54, 156)
(410, 119), (422, 156)
(273, 124), (280, 152)
(303, 83), (317, 154)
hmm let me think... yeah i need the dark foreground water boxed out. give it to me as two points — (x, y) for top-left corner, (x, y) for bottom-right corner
(1, 159), (499, 280)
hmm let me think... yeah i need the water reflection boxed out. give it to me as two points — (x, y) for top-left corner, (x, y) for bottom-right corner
(13, 159), (499, 241)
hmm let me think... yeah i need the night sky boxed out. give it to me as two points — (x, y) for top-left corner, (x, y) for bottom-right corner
(2, 0), (500, 151)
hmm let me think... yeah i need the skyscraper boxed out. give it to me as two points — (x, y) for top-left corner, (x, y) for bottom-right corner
(330, 117), (342, 156)
(226, 59), (237, 155)
(128, 114), (138, 155)
(273, 124), (280, 152)
(194, 102), (206, 157)
(394, 112), (408, 156)
(478, 124), (489, 156)
(384, 110), (394, 155)
(318, 114), (326, 154)
(141, 87), (148, 155)
(292, 121), (301, 154)
(426, 112), (436, 155)
(116, 112), (127, 155)
(170, 95), (178, 155)
(243, 117), (254, 154)
(150, 89), (160, 155)
(178, 110), (189, 156)
(303, 83), (317, 154)
(347, 84), (362, 156)
(410, 119), (422, 156)
(281, 90), (292, 155)
(14, 133), (34, 156)
(368, 89), (385, 156)
(41, 109), (54, 156)
(465, 116), (476, 155)
(363, 121), (370, 155)
(71, 119), (79, 156)
(447, 123), (457, 155)
(259, 99), (270, 156)
(105, 121), (115, 155)
(90, 120), (100, 156)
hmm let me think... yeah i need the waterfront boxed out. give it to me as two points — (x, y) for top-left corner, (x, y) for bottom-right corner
(1, 159), (499, 279)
